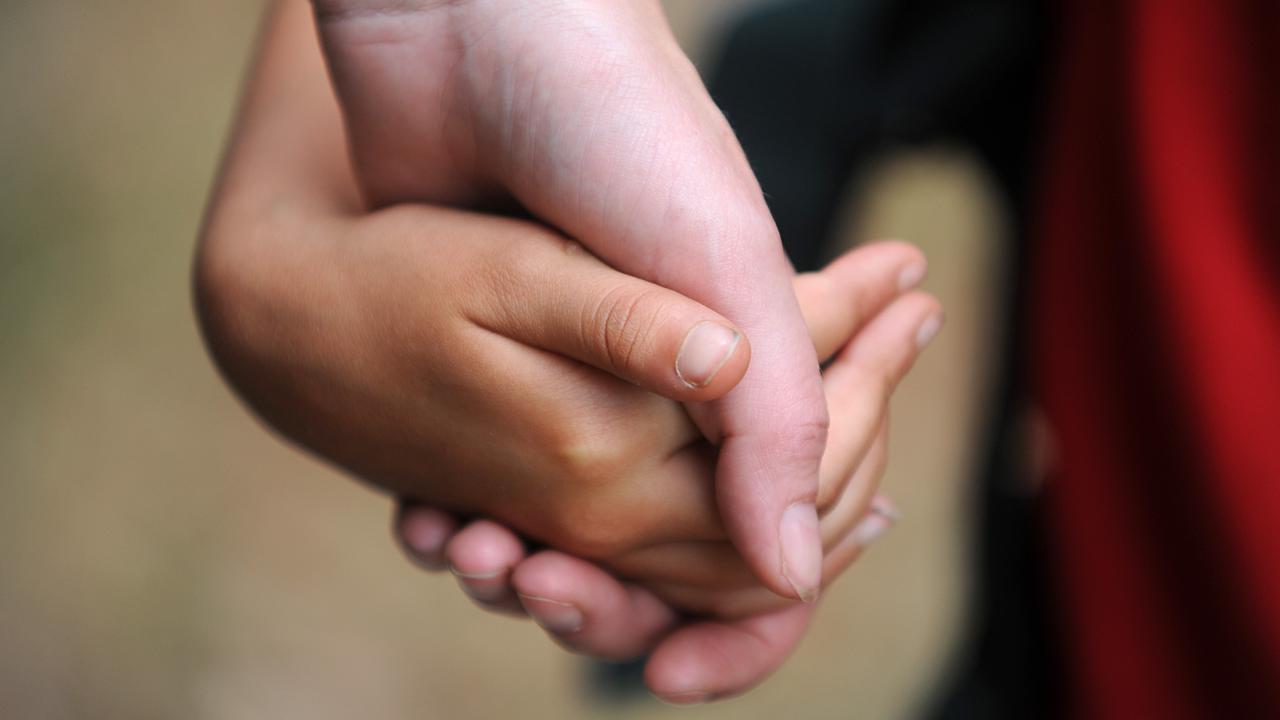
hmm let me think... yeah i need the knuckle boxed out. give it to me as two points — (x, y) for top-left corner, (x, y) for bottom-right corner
(546, 417), (629, 487)
(777, 418), (831, 460)
(582, 284), (667, 374)
(741, 417), (831, 493)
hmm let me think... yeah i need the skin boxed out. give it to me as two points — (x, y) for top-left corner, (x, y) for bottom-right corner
(195, 0), (942, 702)
(309, 0), (845, 602)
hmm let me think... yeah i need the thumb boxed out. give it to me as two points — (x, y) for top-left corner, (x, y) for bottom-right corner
(467, 4), (829, 601)
(467, 219), (751, 402)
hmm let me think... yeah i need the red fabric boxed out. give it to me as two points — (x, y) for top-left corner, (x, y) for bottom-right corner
(1033, 0), (1280, 716)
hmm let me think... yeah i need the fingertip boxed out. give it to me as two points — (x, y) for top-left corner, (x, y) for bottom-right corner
(513, 551), (677, 660)
(645, 640), (712, 702)
(394, 504), (459, 571)
(778, 503), (822, 603)
(509, 550), (580, 599)
(915, 303), (945, 351)
(673, 320), (751, 401)
(797, 240), (929, 362)
(717, 433), (827, 603)
(821, 495), (902, 583)
(824, 239), (926, 285)
(652, 690), (714, 706)
(844, 290), (943, 377)
(511, 552), (596, 640)
(446, 520), (525, 606)
(644, 604), (814, 703)
(446, 519), (525, 575)
(897, 257), (929, 292)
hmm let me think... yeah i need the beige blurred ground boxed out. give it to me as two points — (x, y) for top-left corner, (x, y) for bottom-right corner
(0, 1), (1006, 718)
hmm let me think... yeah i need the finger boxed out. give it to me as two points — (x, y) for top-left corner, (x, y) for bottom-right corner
(444, 520), (529, 616)
(644, 602), (818, 704)
(530, 440), (728, 559)
(816, 292), (943, 508)
(462, 30), (837, 605)
(635, 424), (891, 617)
(394, 503), (460, 571)
(631, 441), (726, 545)
(819, 422), (889, 529)
(680, 238), (921, 597)
(606, 435), (887, 590)
(511, 551), (678, 661)
(465, 218), (751, 403)
(822, 495), (902, 585)
(634, 485), (898, 620)
(605, 541), (759, 591)
(793, 240), (928, 362)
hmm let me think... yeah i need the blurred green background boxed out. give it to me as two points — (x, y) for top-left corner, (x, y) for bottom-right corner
(0, 1), (1005, 717)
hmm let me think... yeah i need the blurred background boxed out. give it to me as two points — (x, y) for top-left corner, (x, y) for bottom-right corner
(0, 1), (1009, 717)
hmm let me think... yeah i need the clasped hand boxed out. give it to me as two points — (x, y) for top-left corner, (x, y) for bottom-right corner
(196, 0), (941, 702)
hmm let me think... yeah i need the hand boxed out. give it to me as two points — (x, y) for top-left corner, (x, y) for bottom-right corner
(197, 2), (941, 700)
(399, 495), (902, 702)
(379, 225), (934, 699)
(201, 196), (933, 615)
(313, 0), (848, 600)
(202, 197), (934, 697)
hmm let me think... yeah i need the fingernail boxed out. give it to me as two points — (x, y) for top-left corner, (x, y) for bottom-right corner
(517, 593), (584, 634)
(400, 518), (449, 570)
(898, 262), (927, 291)
(850, 511), (896, 548)
(676, 321), (741, 388)
(449, 564), (503, 581)
(870, 495), (903, 522)
(915, 312), (943, 350)
(779, 503), (822, 603)
(655, 690), (712, 706)
(450, 565), (508, 602)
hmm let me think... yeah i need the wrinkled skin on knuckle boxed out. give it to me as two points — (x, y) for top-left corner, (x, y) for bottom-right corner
(581, 283), (669, 375)
(471, 224), (577, 332)
(754, 419), (830, 485)
(785, 418), (830, 452)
